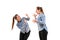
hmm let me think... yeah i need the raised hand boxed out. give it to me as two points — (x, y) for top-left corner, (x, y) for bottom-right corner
(25, 14), (30, 18)
(25, 14), (28, 16)
(33, 14), (37, 18)
(32, 19), (37, 23)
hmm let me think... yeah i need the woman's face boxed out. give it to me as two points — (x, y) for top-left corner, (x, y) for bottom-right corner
(16, 15), (21, 22)
(36, 9), (41, 14)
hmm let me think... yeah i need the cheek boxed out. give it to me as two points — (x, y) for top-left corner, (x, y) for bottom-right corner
(36, 10), (38, 12)
(18, 17), (20, 20)
(17, 17), (19, 20)
(36, 10), (37, 12)
(36, 11), (39, 14)
(16, 17), (19, 20)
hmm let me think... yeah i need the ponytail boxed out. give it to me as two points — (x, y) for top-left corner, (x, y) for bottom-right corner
(12, 16), (15, 29)
(12, 14), (18, 29)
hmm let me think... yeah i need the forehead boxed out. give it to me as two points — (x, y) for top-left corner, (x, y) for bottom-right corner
(15, 14), (19, 16)
(36, 9), (39, 11)
(16, 15), (20, 17)
(15, 14), (19, 18)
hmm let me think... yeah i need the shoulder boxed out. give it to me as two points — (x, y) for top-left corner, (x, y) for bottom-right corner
(16, 22), (19, 26)
(22, 17), (25, 19)
(16, 21), (22, 26)
(39, 13), (45, 17)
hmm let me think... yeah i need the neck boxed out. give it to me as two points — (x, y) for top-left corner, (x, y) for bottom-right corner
(18, 19), (21, 23)
(38, 12), (43, 14)
(40, 12), (43, 14)
(18, 20), (20, 23)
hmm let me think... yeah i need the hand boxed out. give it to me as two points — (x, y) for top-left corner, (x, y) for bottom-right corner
(32, 20), (37, 23)
(25, 14), (29, 16)
(25, 14), (30, 18)
(33, 14), (37, 17)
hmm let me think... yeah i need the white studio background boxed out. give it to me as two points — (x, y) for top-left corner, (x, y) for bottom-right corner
(0, 0), (60, 40)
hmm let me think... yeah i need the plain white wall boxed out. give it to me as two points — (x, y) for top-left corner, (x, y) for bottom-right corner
(0, 0), (60, 40)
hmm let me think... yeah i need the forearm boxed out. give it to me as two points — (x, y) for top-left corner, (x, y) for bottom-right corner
(27, 15), (30, 18)
(33, 14), (37, 19)
(25, 17), (30, 21)
(37, 20), (45, 24)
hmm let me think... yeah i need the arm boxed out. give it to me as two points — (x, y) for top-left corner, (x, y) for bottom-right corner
(32, 14), (37, 23)
(37, 15), (45, 24)
(33, 14), (37, 19)
(16, 22), (22, 29)
(32, 14), (45, 24)
(25, 14), (30, 21)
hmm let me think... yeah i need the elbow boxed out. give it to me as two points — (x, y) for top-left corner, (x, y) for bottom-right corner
(37, 21), (44, 24)
(27, 18), (30, 21)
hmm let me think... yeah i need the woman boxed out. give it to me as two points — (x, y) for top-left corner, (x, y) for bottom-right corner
(33, 7), (48, 40)
(12, 14), (31, 40)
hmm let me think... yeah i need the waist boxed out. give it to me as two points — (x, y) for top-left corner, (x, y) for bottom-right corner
(38, 26), (48, 32)
(20, 30), (31, 34)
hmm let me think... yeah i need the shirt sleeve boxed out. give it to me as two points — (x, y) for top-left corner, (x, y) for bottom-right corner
(16, 23), (22, 29)
(23, 17), (30, 21)
(37, 14), (45, 24)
